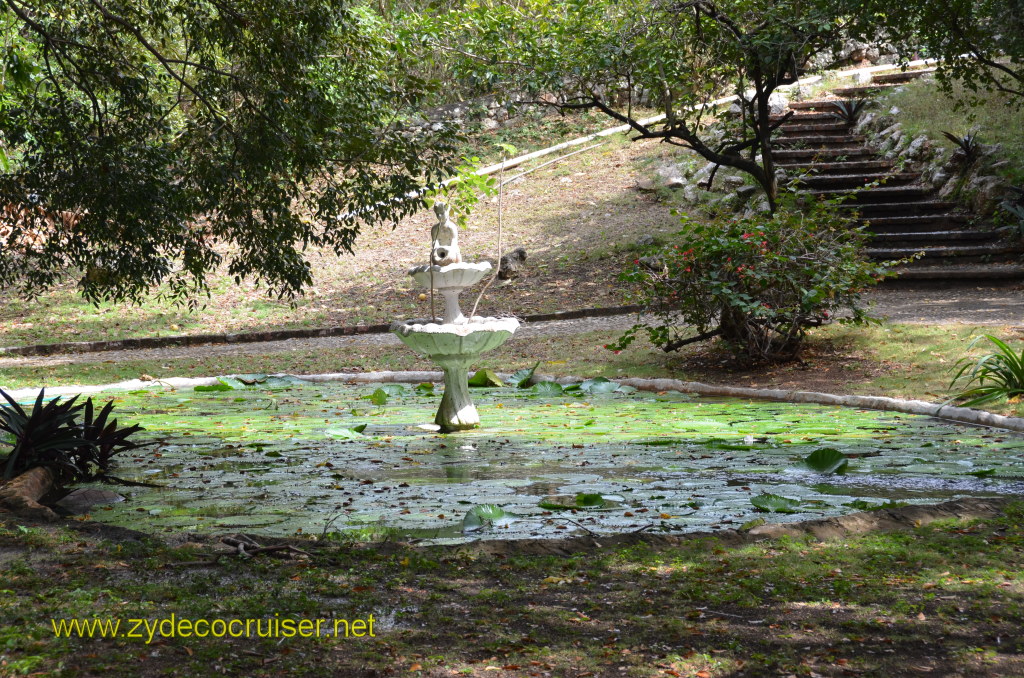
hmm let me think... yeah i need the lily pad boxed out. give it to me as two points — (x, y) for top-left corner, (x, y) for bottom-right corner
(468, 369), (504, 388)
(751, 493), (800, 514)
(804, 448), (849, 475)
(462, 504), (512, 532)
(509, 361), (540, 389)
(530, 381), (564, 397)
(580, 378), (619, 394)
(325, 424), (367, 439)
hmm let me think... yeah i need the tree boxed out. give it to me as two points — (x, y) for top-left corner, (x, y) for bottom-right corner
(415, 0), (851, 211)
(0, 0), (459, 305)
(847, 0), (1024, 103)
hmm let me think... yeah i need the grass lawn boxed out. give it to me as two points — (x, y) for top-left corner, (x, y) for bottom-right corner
(3, 502), (1022, 677)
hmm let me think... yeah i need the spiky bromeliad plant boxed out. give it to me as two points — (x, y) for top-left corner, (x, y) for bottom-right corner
(948, 335), (1024, 407)
(0, 388), (144, 483)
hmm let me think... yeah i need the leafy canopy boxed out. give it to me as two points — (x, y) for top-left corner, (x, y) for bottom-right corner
(0, 0), (460, 304)
(411, 0), (851, 209)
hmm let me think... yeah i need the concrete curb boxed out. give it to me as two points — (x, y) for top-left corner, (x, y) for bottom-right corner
(0, 305), (643, 358)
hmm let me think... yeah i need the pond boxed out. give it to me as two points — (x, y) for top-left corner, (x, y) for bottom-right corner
(73, 377), (1024, 544)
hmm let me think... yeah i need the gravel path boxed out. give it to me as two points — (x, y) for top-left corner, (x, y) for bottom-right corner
(0, 286), (1020, 369)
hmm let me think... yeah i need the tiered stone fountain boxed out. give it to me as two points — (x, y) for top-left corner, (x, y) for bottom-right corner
(390, 204), (520, 432)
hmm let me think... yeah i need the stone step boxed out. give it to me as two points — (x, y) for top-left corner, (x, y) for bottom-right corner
(772, 112), (842, 124)
(854, 200), (961, 216)
(871, 68), (937, 85)
(777, 123), (851, 136)
(788, 99), (859, 111)
(806, 185), (934, 202)
(860, 214), (971, 229)
(884, 265), (1024, 283)
(773, 134), (866, 147)
(778, 160), (895, 174)
(867, 242), (1024, 262)
(831, 84), (900, 97)
(772, 147), (876, 161)
(797, 172), (920, 189)
(869, 230), (1002, 244)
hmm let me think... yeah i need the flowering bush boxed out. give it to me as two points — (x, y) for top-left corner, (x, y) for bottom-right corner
(609, 197), (904, 362)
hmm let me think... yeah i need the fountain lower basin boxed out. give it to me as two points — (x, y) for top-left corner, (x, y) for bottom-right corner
(391, 317), (520, 431)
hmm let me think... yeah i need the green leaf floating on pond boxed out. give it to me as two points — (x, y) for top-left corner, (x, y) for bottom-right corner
(966, 468), (996, 478)
(530, 381), (564, 397)
(509, 361), (540, 389)
(751, 493), (800, 513)
(325, 423), (367, 439)
(415, 382), (435, 395)
(468, 369), (504, 387)
(194, 379), (234, 392)
(369, 389), (389, 406)
(538, 493), (607, 510)
(805, 448), (849, 474)
(580, 377), (620, 394)
(462, 504), (512, 532)
(575, 492), (606, 507)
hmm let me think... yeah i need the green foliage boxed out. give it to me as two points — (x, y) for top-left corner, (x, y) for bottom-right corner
(948, 335), (1024, 406)
(508, 361), (540, 389)
(848, 0), (1024, 104)
(829, 99), (870, 125)
(750, 493), (800, 513)
(468, 369), (504, 387)
(461, 504), (511, 532)
(608, 197), (897, 362)
(412, 0), (854, 211)
(0, 1), (461, 305)
(804, 448), (850, 474)
(423, 156), (497, 228)
(0, 388), (143, 482)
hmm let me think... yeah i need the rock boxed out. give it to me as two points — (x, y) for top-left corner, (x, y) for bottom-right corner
(930, 170), (950, 189)
(635, 234), (656, 247)
(903, 135), (930, 161)
(722, 175), (745, 188)
(636, 178), (658, 192)
(736, 185), (759, 200)
(664, 176), (687, 189)
(480, 118), (499, 131)
(767, 92), (789, 116)
(498, 247), (527, 280)
(638, 256), (664, 272)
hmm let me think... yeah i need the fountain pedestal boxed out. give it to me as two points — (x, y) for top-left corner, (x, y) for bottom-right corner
(390, 204), (519, 433)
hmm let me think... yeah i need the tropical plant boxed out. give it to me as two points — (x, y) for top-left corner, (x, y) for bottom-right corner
(0, 388), (145, 482)
(948, 335), (1024, 406)
(607, 194), (899, 361)
(0, 389), (86, 481)
(829, 98), (870, 125)
(941, 130), (981, 164)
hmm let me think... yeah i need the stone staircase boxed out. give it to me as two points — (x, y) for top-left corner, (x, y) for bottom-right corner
(771, 68), (1024, 284)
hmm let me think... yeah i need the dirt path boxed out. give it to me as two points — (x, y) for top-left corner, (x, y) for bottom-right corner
(0, 286), (1019, 370)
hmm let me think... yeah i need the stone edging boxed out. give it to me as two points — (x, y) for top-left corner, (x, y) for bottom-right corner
(0, 305), (643, 358)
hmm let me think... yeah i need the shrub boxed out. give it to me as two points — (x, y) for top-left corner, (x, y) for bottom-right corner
(0, 388), (144, 483)
(608, 197), (899, 362)
(948, 335), (1024, 407)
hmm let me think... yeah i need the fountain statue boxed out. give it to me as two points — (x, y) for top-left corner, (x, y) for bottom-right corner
(390, 204), (520, 432)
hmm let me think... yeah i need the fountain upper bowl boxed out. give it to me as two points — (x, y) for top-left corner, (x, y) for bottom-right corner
(408, 262), (491, 291)
(390, 317), (519, 359)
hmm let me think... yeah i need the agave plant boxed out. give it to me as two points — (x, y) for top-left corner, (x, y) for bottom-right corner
(948, 335), (1024, 407)
(941, 130), (981, 164)
(0, 389), (87, 481)
(0, 387), (145, 483)
(829, 98), (869, 125)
